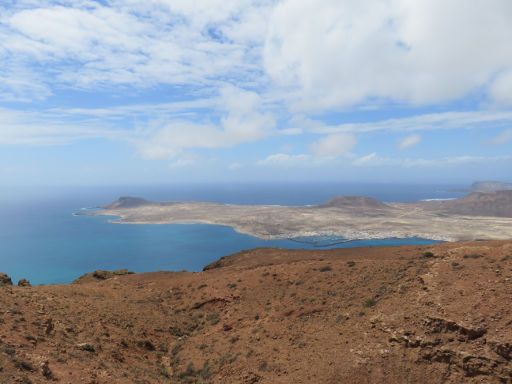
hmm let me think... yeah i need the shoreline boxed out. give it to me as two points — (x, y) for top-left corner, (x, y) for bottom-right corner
(90, 200), (510, 242)
(88, 209), (453, 242)
(85, 206), (448, 244)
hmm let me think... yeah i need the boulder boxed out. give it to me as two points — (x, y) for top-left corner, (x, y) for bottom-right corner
(17, 279), (31, 287)
(0, 272), (13, 286)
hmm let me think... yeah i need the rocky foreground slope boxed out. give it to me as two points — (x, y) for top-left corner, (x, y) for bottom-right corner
(1, 241), (512, 383)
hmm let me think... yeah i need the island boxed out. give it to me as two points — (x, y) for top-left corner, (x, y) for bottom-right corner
(95, 190), (512, 242)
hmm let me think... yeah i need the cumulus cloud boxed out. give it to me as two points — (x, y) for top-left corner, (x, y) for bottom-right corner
(397, 134), (422, 150)
(1, 0), (512, 175)
(309, 134), (356, 158)
(135, 86), (276, 159)
(258, 133), (356, 168)
(264, 0), (512, 110)
(1, 0), (512, 109)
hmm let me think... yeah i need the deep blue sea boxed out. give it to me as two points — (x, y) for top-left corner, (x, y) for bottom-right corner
(0, 183), (466, 285)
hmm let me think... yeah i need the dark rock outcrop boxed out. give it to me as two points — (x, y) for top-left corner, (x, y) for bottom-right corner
(74, 269), (134, 284)
(17, 279), (31, 287)
(0, 273), (13, 286)
(424, 316), (487, 341)
(489, 341), (512, 361)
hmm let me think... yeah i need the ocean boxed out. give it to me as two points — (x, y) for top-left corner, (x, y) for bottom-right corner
(0, 183), (466, 285)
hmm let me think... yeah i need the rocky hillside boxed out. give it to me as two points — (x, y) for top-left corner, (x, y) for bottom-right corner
(0, 241), (511, 383)
(437, 191), (512, 217)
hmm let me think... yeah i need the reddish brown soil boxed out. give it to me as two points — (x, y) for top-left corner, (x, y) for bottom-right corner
(1, 241), (511, 383)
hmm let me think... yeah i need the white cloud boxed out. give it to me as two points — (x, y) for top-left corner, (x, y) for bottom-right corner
(0, 108), (119, 145)
(228, 162), (244, 170)
(490, 70), (512, 106)
(258, 133), (356, 168)
(52, 98), (217, 119)
(1, 0), (511, 109)
(397, 134), (422, 150)
(256, 151), (512, 170)
(135, 86), (276, 159)
(257, 153), (311, 168)
(304, 110), (512, 135)
(309, 133), (356, 158)
(1, 0), (512, 171)
(0, 65), (52, 102)
(0, 1), (270, 98)
(352, 153), (512, 168)
(169, 156), (198, 168)
(264, 0), (512, 110)
(491, 129), (512, 145)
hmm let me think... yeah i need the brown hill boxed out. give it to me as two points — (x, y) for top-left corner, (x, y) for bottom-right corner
(471, 181), (512, 193)
(439, 190), (512, 217)
(1, 241), (511, 383)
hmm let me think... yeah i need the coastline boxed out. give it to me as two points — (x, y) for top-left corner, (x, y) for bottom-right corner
(88, 210), (449, 243)
(91, 200), (512, 242)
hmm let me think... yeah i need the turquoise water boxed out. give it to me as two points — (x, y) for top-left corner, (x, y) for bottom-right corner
(0, 184), (457, 285)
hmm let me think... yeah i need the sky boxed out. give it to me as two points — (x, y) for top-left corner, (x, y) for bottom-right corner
(0, 0), (511, 186)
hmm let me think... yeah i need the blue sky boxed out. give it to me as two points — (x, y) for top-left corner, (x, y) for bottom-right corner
(0, 0), (511, 186)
